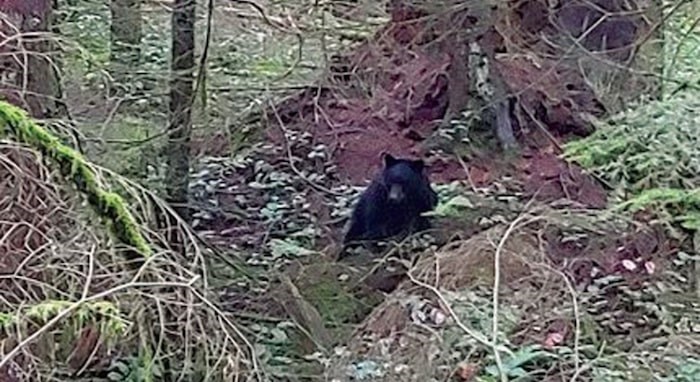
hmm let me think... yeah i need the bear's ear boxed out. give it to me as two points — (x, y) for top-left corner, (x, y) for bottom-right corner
(383, 153), (398, 167)
(410, 159), (425, 172)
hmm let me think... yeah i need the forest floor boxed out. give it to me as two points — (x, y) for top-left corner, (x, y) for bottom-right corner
(182, 15), (695, 382)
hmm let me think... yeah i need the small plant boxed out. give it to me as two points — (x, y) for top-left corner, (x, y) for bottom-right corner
(481, 345), (551, 381)
(670, 358), (700, 382)
(108, 353), (163, 382)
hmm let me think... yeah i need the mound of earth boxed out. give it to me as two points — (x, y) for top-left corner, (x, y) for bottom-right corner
(327, 218), (680, 381)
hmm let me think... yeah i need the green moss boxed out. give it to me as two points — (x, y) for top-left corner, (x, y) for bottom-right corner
(0, 101), (151, 260)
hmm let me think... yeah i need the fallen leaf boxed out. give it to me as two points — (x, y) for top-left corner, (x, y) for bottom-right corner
(621, 259), (637, 271)
(455, 362), (479, 381)
(543, 332), (565, 349)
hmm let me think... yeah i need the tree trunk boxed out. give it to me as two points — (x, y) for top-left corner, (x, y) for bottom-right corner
(109, 0), (142, 91)
(49, 0), (72, 120)
(27, 5), (70, 119)
(648, 0), (664, 99)
(0, 0), (68, 119)
(165, 0), (196, 221)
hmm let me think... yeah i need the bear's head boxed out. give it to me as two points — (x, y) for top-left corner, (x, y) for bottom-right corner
(381, 153), (430, 206)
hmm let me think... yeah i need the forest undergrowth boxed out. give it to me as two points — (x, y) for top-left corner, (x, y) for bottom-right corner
(0, 0), (699, 381)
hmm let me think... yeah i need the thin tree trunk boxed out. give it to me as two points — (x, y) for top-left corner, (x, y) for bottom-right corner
(165, 0), (196, 221)
(49, 0), (71, 120)
(649, 0), (664, 99)
(109, 0), (142, 91)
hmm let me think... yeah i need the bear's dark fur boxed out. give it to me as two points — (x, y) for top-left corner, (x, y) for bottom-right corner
(341, 153), (438, 253)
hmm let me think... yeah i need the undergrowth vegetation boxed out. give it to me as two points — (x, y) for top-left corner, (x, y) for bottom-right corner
(564, 92), (700, 232)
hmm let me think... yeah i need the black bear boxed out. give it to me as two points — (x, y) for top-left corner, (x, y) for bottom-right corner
(341, 153), (438, 254)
